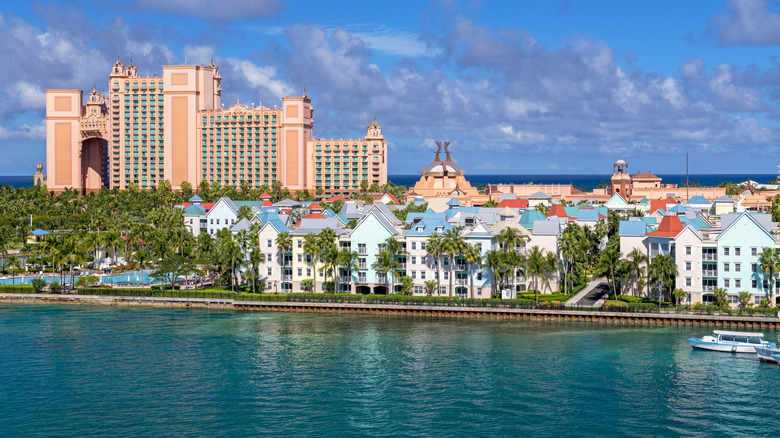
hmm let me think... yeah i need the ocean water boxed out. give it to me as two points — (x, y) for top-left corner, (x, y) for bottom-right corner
(1, 174), (776, 191)
(389, 174), (778, 191)
(0, 303), (777, 436)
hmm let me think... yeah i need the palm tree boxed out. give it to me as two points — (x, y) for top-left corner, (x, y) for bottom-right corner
(758, 247), (780, 304)
(371, 251), (397, 294)
(303, 233), (321, 293)
(382, 236), (405, 293)
(542, 251), (559, 294)
(557, 225), (582, 295)
(463, 243), (482, 299)
(275, 231), (292, 292)
(484, 249), (506, 297)
(596, 239), (621, 301)
(6, 255), (19, 285)
(426, 234), (443, 296)
(248, 245), (266, 294)
(321, 246), (340, 293)
(424, 280), (438, 296)
(441, 228), (465, 297)
(525, 246), (548, 304)
(130, 248), (152, 286)
(648, 254), (678, 311)
(338, 249), (359, 294)
(626, 248), (648, 297)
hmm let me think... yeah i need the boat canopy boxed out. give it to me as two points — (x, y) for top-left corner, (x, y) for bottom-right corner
(713, 330), (764, 337)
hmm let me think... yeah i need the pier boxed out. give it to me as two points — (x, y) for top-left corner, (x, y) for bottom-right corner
(3, 293), (779, 329)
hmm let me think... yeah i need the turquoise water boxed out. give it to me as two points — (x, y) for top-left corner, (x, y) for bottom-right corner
(0, 304), (777, 436)
(0, 270), (154, 286)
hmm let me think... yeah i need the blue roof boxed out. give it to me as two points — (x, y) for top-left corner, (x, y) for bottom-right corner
(405, 212), (446, 224)
(577, 208), (600, 221)
(668, 204), (689, 213)
(686, 196), (710, 205)
(321, 208), (337, 218)
(260, 212), (290, 233)
(405, 218), (454, 236)
(30, 228), (50, 236)
(639, 217), (657, 225)
(679, 217), (700, 230)
(188, 194), (203, 202)
(618, 220), (647, 236)
(446, 198), (462, 206)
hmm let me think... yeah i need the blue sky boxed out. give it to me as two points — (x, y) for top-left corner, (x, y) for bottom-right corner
(2, 0), (780, 177)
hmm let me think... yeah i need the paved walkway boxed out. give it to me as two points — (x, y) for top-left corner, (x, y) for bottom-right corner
(566, 277), (608, 307)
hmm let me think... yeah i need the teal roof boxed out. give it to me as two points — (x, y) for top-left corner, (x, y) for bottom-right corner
(183, 204), (206, 215)
(518, 210), (546, 229)
(693, 216), (712, 228)
(188, 194), (203, 202)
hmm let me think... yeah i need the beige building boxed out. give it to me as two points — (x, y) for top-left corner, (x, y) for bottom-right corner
(45, 58), (387, 195)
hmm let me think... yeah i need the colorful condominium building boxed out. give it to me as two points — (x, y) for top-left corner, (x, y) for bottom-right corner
(45, 58), (387, 195)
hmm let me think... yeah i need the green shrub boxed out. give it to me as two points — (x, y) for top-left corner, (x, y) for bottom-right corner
(31, 279), (46, 293)
(49, 282), (62, 294)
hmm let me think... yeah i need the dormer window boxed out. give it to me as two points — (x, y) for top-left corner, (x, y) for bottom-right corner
(417, 227), (423, 232)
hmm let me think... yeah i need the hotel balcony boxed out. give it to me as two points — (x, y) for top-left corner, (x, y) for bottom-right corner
(282, 275), (292, 281)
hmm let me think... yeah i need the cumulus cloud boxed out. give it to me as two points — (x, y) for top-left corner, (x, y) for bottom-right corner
(707, 0), (780, 46)
(137, 0), (282, 21)
(0, 122), (45, 141)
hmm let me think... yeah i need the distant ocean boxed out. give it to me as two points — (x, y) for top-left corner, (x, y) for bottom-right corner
(388, 174), (778, 191)
(0, 174), (775, 191)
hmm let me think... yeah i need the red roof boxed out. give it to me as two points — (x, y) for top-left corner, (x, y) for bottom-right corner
(262, 200), (274, 207)
(259, 192), (272, 199)
(304, 213), (325, 219)
(325, 196), (347, 202)
(547, 204), (570, 218)
(181, 202), (215, 211)
(497, 199), (530, 209)
(649, 200), (666, 214)
(647, 215), (684, 238)
(664, 197), (677, 204)
(307, 202), (323, 210)
(385, 193), (400, 204)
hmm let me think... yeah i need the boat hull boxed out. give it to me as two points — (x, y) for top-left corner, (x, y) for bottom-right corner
(688, 338), (760, 353)
(755, 346), (780, 363)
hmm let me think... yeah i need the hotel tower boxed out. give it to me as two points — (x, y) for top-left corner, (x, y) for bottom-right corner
(45, 58), (387, 195)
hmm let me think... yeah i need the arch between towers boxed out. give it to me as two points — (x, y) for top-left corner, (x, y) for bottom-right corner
(80, 135), (109, 194)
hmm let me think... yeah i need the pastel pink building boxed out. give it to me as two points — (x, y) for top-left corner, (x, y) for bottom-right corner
(45, 58), (387, 195)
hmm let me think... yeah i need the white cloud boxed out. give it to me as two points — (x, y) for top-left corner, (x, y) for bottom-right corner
(708, 0), (780, 46)
(0, 122), (45, 141)
(13, 82), (45, 110)
(138, 0), (282, 20)
(225, 59), (293, 98)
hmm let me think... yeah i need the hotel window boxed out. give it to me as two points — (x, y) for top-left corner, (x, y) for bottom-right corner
(752, 263), (758, 273)
(297, 269), (302, 276)
(752, 279), (758, 289)
(751, 247), (758, 257)
(421, 271), (426, 280)
(723, 263), (729, 272)
(477, 272), (483, 281)
(735, 279), (741, 288)
(477, 287), (483, 296)
(723, 279), (730, 288)
(444, 272), (449, 280)
(411, 242), (416, 250)
(685, 262), (691, 271)
(685, 246), (692, 255)
(267, 268), (272, 276)
(267, 239), (272, 248)
(735, 247), (741, 256)
(410, 256), (416, 265)
(685, 277), (692, 287)
(297, 255), (302, 262)
(297, 240), (303, 248)
(735, 263), (741, 272)
(724, 247), (730, 256)
(307, 269), (311, 277)
(411, 271), (416, 279)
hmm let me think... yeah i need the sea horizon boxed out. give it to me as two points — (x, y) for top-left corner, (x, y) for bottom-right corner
(2, 173), (776, 192)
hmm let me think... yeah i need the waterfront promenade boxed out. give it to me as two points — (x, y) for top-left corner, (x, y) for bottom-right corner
(3, 292), (779, 329)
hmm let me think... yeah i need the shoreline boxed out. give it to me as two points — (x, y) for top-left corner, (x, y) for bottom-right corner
(3, 293), (779, 329)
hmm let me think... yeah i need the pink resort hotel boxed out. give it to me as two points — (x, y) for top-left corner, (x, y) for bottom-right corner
(45, 58), (388, 195)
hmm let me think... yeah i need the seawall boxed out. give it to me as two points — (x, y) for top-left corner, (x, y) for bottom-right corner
(3, 293), (779, 329)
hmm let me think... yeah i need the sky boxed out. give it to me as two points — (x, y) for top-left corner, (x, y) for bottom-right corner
(2, 0), (780, 177)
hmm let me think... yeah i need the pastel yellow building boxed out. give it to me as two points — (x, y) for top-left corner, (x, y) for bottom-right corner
(45, 58), (387, 196)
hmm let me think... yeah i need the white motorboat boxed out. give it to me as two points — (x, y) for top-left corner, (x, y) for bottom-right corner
(688, 330), (771, 353)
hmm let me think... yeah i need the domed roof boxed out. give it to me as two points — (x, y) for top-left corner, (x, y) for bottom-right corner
(615, 158), (627, 165)
(429, 164), (458, 173)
